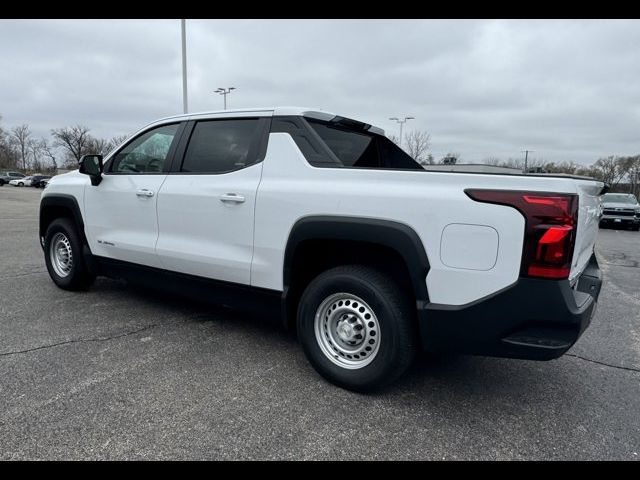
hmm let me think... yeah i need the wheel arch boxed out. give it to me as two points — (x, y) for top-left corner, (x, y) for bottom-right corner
(40, 194), (88, 247)
(281, 215), (430, 329)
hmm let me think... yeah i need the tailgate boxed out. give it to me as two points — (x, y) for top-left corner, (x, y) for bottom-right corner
(570, 179), (603, 283)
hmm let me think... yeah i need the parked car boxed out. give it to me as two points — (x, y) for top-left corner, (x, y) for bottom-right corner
(31, 175), (52, 188)
(0, 171), (26, 186)
(599, 193), (640, 231)
(39, 107), (605, 391)
(10, 175), (34, 187)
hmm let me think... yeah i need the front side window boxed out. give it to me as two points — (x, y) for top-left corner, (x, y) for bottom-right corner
(180, 119), (262, 174)
(110, 124), (180, 174)
(306, 119), (423, 170)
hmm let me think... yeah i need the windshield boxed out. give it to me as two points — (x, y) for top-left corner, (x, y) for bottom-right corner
(602, 194), (638, 204)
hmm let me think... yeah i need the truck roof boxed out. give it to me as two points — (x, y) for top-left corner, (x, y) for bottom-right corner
(150, 107), (385, 135)
(155, 106), (332, 122)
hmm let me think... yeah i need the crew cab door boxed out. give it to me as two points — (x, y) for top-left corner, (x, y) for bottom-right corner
(155, 117), (270, 285)
(83, 122), (184, 268)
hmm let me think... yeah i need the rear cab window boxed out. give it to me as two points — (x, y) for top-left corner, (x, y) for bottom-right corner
(273, 116), (423, 171)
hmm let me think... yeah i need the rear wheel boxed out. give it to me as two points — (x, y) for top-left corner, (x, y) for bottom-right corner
(297, 265), (417, 392)
(44, 218), (95, 290)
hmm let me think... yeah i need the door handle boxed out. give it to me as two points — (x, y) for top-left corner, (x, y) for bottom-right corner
(220, 193), (245, 203)
(136, 189), (155, 198)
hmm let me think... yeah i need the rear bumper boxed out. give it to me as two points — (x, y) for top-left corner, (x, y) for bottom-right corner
(418, 252), (602, 360)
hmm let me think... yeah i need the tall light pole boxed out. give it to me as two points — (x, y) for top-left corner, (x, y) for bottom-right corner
(215, 87), (236, 110)
(389, 116), (414, 148)
(181, 19), (188, 114)
(521, 149), (534, 173)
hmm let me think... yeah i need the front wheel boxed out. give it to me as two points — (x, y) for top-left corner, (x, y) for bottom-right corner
(297, 265), (417, 392)
(44, 218), (95, 290)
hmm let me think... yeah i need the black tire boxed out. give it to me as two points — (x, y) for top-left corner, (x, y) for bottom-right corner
(632, 225), (640, 232)
(44, 218), (95, 291)
(297, 265), (417, 392)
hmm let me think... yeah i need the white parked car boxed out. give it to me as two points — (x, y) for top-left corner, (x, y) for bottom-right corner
(39, 107), (605, 391)
(10, 176), (34, 187)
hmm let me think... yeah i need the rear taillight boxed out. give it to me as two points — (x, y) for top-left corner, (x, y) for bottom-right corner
(465, 189), (579, 280)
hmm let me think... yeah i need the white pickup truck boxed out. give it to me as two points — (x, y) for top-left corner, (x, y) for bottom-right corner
(40, 107), (604, 391)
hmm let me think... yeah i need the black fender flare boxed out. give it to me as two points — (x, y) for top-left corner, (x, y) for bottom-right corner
(39, 194), (86, 243)
(282, 216), (431, 326)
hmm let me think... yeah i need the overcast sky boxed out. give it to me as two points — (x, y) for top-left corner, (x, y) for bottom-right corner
(1, 19), (639, 164)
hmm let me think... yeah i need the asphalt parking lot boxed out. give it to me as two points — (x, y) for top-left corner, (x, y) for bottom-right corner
(1, 185), (639, 460)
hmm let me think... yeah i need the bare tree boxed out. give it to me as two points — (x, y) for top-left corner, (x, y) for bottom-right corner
(627, 155), (640, 197)
(41, 138), (58, 171)
(51, 125), (93, 166)
(387, 134), (400, 146)
(501, 158), (524, 170)
(107, 134), (130, 153)
(10, 124), (31, 171)
(27, 138), (44, 172)
(404, 130), (431, 165)
(88, 137), (110, 156)
(482, 156), (503, 166)
(0, 117), (18, 169)
(593, 156), (627, 186)
(543, 161), (579, 175)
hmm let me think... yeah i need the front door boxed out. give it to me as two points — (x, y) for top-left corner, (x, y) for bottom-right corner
(83, 122), (183, 268)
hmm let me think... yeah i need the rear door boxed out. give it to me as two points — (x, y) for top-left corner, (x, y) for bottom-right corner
(155, 116), (270, 285)
(83, 122), (184, 268)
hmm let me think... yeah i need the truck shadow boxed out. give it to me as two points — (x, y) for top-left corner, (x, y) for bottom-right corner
(119, 278), (576, 398)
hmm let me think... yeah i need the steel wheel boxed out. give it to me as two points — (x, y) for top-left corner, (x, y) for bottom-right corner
(49, 232), (73, 278)
(314, 293), (381, 369)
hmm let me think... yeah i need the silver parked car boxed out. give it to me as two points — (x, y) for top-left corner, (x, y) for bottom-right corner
(599, 193), (640, 231)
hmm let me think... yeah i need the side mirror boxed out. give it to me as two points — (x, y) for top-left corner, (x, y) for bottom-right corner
(79, 154), (103, 186)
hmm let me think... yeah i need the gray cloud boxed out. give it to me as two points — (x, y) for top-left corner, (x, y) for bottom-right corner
(1, 19), (638, 164)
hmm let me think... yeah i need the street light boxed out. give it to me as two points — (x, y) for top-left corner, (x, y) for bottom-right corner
(181, 19), (188, 114)
(215, 87), (236, 110)
(389, 116), (414, 148)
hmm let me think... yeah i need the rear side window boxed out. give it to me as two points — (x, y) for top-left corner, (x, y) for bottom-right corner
(180, 119), (262, 174)
(307, 121), (378, 168)
(270, 117), (338, 167)
(306, 118), (423, 170)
